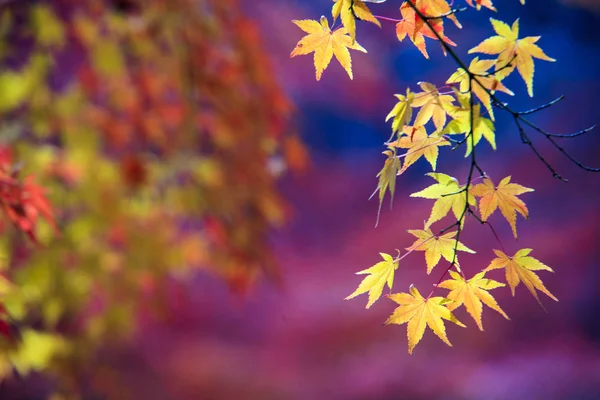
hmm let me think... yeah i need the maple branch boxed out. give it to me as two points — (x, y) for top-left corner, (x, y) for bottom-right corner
(513, 117), (567, 181)
(518, 117), (600, 172)
(443, 135), (464, 148)
(404, 0), (598, 179)
(517, 95), (564, 115)
(440, 186), (466, 197)
(428, 81), (478, 300)
(542, 125), (596, 139)
(467, 209), (506, 253)
(437, 220), (460, 235)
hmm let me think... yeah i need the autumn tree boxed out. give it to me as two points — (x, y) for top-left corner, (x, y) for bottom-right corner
(290, 0), (598, 354)
(0, 0), (306, 397)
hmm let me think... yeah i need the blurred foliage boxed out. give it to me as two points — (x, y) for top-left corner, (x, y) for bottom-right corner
(0, 0), (306, 396)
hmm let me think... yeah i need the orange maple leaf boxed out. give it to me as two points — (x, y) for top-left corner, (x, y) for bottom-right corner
(484, 249), (558, 303)
(471, 176), (533, 239)
(395, 1), (458, 59)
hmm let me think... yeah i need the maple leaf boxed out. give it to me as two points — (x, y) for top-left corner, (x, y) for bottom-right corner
(471, 176), (534, 239)
(411, 81), (455, 131)
(406, 227), (475, 274)
(290, 16), (367, 81)
(465, 0), (496, 11)
(370, 147), (401, 226)
(1, 174), (59, 243)
(390, 126), (450, 173)
(395, 1), (458, 59)
(446, 57), (513, 120)
(416, 0), (462, 28)
(385, 284), (465, 354)
(442, 92), (496, 157)
(410, 173), (476, 228)
(346, 252), (399, 308)
(385, 89), (414, 141)
(485, 249), (558, 303)
(332, 0), (381, 43)
(439, 270), (509, 330)
(468, 18), (555, 97)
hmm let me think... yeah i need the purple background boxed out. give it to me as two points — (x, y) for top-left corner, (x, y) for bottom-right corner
(121, 1), (600, 399)
(124, 1), (600, 399)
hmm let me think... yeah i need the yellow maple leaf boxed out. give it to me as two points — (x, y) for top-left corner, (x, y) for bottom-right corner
(390, 126), (450, 173)
(332, 0), (381, 43)
(484, 249), (558, 303)
(385, 89), (414, 140)
(438, 270), (509, 330)
(465, 0), (496, 11)
(419, 0), (462, 28)
(471, 176), (534, 239)
(411, 81), (456, 131)
(290, 16), (367, 81)
(442, 91), (496, 156)
(346, 252), (399, 308)
(370, 147), (401, 226)
(406, 227), (474, 274)
(446, 57), (513, 120)
(468, 18), (555, 96)
(385, 284), (465, 354)
(410, 173), (476, 228)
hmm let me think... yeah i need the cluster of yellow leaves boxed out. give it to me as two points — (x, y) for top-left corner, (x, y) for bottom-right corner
(442, 91), (497, 156)
(293, 0), (560, 356)
(348, 246), (556, 352)
(373, 83), (457, 214)
(446, 57), (513, 120)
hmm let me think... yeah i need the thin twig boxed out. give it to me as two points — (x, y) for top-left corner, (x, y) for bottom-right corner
(404, 0), (599, 178)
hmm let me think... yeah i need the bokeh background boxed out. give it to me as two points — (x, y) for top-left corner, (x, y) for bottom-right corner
(2, 0), (600, 399)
